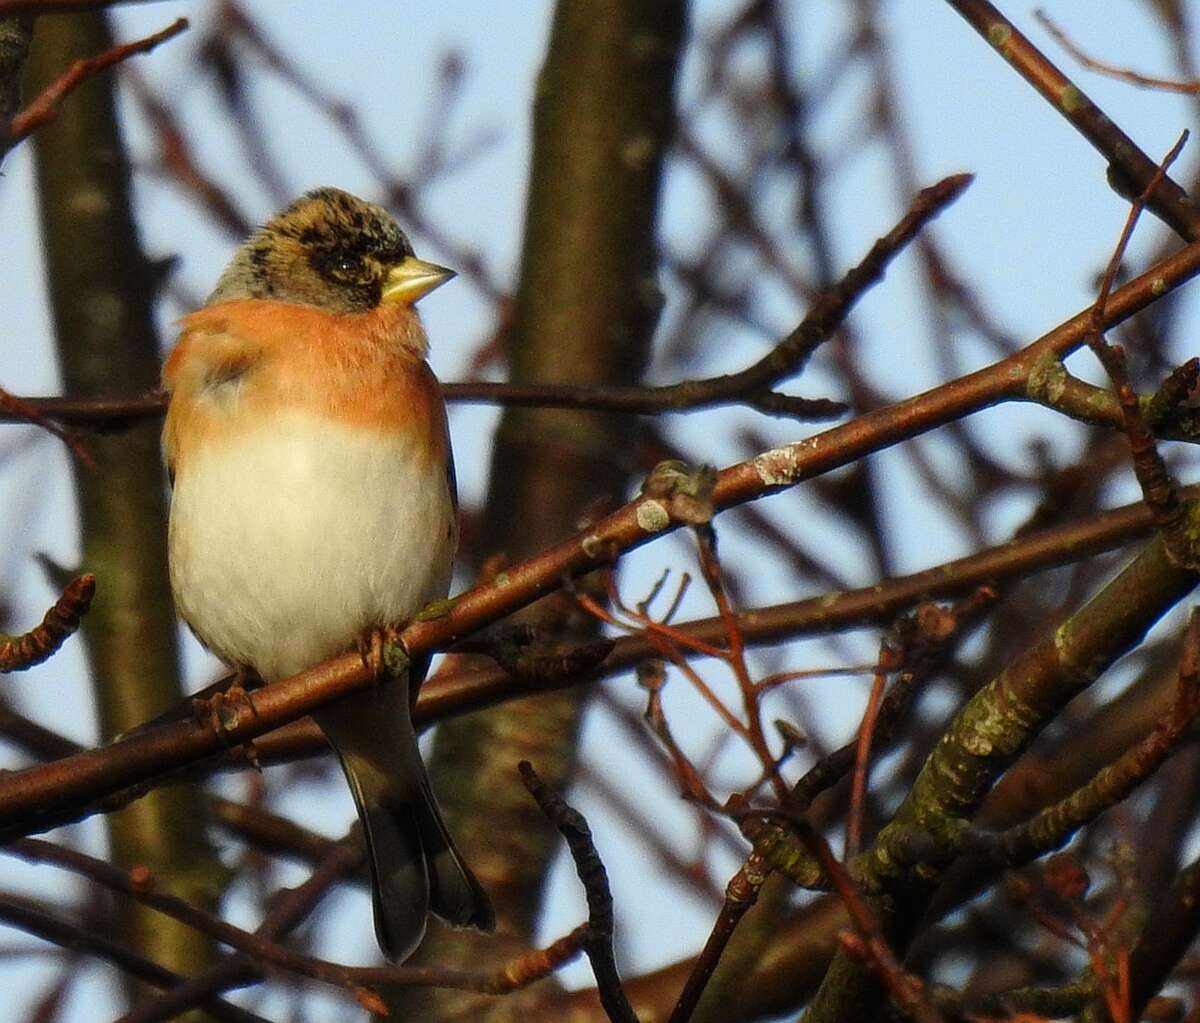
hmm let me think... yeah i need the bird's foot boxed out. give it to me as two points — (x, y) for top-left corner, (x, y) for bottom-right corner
(357, 624), (409, 681)
(193, 665), (259, 745)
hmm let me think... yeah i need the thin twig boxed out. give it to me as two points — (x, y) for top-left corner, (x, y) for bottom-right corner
(519, 760), (640, 1023)
(4, 836), (589, 1006)
(0, 575), (95, 673)
(1037, 10), (1200, 95)
(665, 854), (769, 1023)
(0, 897), (267, 1023)
(1086, 131), (1190, 531)
(5, 18), (188, 144)
(0, 385), (95, 469)
(847, 642), (898, 857)
(693, 524), (789, 803)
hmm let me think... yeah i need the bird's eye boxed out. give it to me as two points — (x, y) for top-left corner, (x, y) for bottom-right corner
(312, 249), (366, 283)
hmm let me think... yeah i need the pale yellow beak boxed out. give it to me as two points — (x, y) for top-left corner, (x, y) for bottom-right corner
(380, 256), (456, 305)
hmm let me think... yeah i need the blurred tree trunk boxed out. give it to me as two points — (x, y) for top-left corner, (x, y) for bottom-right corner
(0, 13), (32, 162)
(27, 12), (223, 1013)
(398, 0), (686, 1016)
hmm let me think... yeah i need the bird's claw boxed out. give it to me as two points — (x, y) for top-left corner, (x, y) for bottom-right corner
(192, 668), (259, 747)
(358, 624), (409, 680)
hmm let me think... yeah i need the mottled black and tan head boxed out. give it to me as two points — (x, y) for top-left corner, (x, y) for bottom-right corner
(208, 187), (454, 314)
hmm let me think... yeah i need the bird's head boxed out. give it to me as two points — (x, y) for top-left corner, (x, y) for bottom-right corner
(208, 187), (454, 314)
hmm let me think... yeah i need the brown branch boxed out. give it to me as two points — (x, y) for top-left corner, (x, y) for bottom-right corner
(411, 489), (1198, 742)
(2, 373), (837, 429)
(0, 574), (95, 672)
(519, 760), (639, 1023)
(4, 380), (826, 431)
(0, 236), (1198, 841)
(6, 17), (187, 144)
(5, 835), (593, 1008)
(0, 392), (167, 430)
(665, 854), (769, 1023)
(0, 898), (268, 1023)
(0, 385), (95, 468)
(945, 0), (1200, 240)
(758, 811), (942, 1023)
(5, 475), (1186, 819)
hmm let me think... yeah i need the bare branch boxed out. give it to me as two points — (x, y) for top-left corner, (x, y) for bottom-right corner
(6, 17), (187, 145)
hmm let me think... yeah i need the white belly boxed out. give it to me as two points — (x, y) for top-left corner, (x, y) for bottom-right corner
(168, 411), (455, 681)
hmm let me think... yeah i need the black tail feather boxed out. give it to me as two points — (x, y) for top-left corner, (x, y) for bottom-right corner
(315, 667), (494, 962)
(416, 774), (496, 932)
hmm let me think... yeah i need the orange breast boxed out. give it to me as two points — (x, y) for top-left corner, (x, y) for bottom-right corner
(163, 299), (450, 480)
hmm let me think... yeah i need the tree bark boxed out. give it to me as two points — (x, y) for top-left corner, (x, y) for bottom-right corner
(399, 0), (687, 1016)
(28, 12), (223, 1014)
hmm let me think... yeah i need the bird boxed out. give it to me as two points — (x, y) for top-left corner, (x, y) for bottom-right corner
(162, 186), (494, 961)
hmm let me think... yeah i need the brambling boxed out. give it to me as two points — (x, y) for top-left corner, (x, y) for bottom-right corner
(162, 187), (494, 961)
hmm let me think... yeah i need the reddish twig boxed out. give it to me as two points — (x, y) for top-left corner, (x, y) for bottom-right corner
(847, 642), (900, 858)
(0, 386), (95, 469)
(1091, 131), (1190, 321)
(1037, 10), (1200, 95)
(752, 809), (942, 1023)
(692, 524), (790, 802)
(5, 18), (188, 145)
(1086, 132), (1190, 531)
(491, 923), (590, 993)
(0, 575), (95, 673)
(637, 660), (724, 813)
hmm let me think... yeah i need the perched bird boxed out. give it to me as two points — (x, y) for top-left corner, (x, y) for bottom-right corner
(162, 187), (494, 961)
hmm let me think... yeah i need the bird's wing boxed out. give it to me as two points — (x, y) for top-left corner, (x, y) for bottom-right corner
(161, 316), (262, 485)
